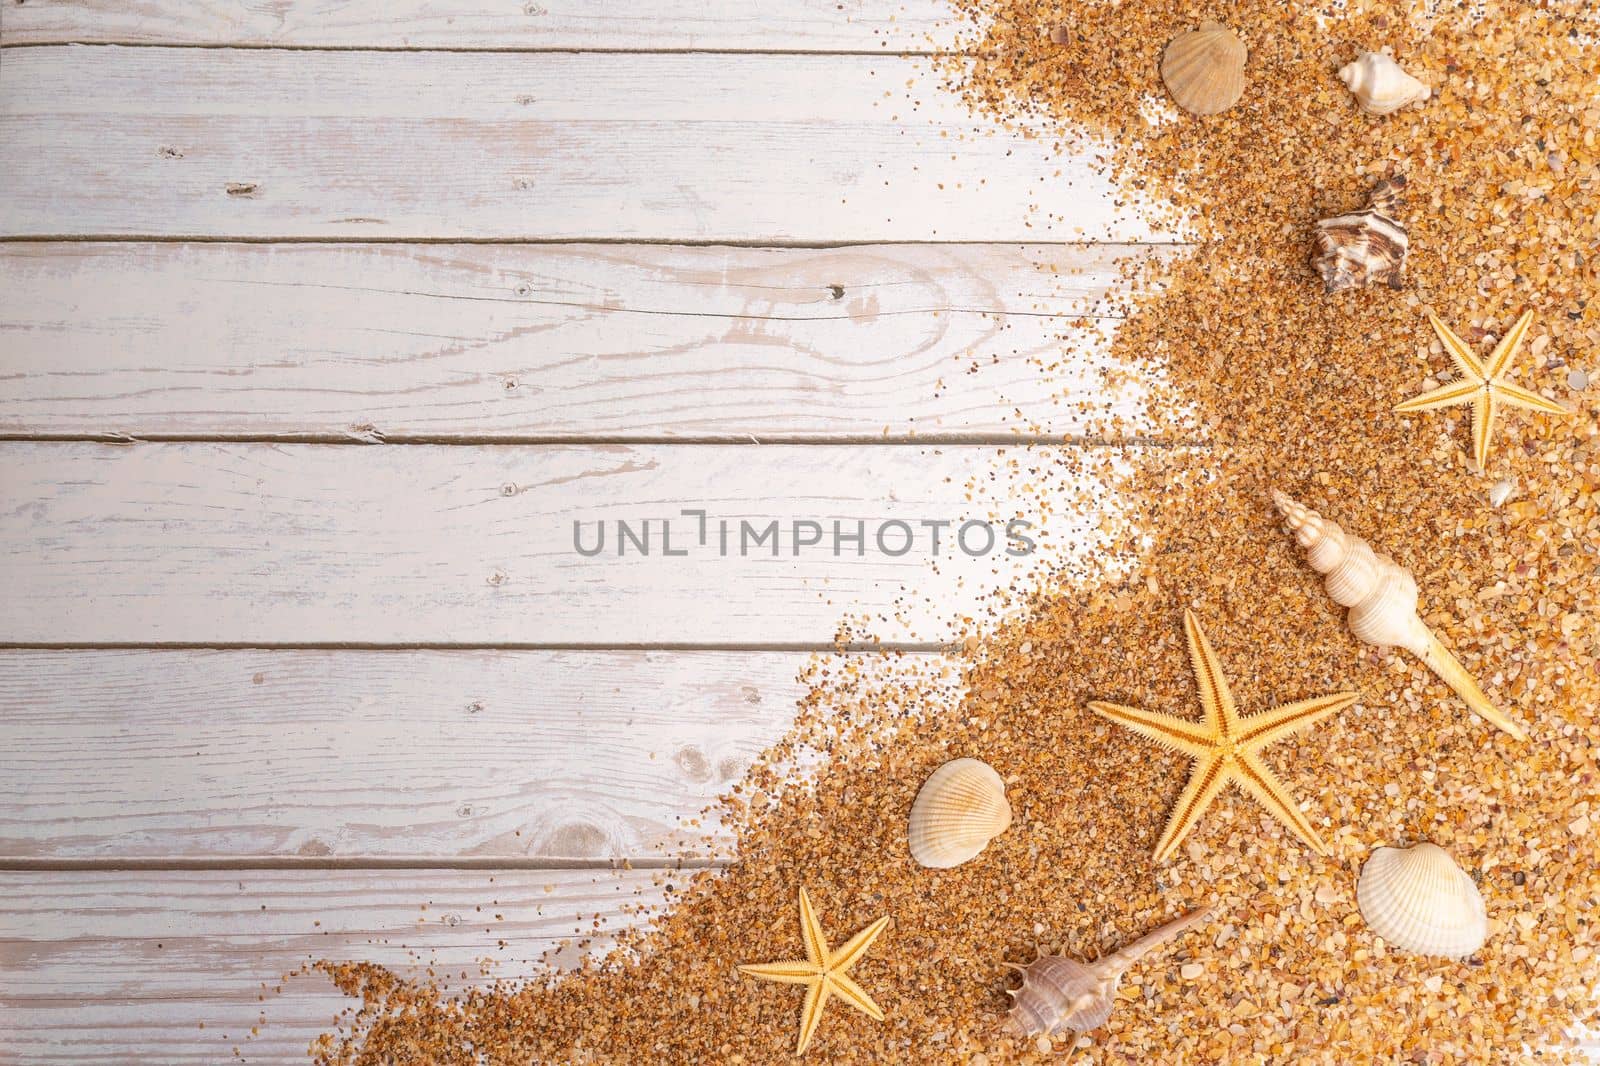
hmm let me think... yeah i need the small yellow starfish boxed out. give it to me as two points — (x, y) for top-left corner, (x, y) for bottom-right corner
(739, 887), (890, 1055)
(1394, 309), (1570, 470)
(1089, 611), (1359, 862)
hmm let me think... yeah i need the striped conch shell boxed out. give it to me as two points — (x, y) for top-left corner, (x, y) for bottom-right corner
(1272, 491), (1526, 740)
(1005, 907), (1212, 1037)
(1357, 843), (1488, 959)
(1313, 177), (1408, 293)
(907, 758), (1012, 869)
(1338, 51), (1430, 116)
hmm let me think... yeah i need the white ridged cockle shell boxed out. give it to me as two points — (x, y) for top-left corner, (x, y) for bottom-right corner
(907, 758), (1012, 869)
(1357, 843), (1488, 959)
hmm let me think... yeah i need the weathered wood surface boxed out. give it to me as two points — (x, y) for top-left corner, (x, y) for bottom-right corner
(0, 0), (962, 50)
(0, 441), (1130, 646)
(0, 648), (845, 860)
(0, 8), (1177, 1065)
(0, 48), (1171, 242)
(0, 241), (1170, 441)
(0, 867), (677, 1064)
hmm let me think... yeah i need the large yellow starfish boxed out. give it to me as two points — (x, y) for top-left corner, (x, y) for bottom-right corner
(739, 887), (890, 1055)
(1089, 611), (1359, 862)
(1394, 309), (1570, 470)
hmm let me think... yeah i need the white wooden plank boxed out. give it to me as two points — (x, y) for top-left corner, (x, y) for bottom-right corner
(0, 0), (960, 51)
(0, 441), (1134, 645)
(0, 48), (1171, 242)
(0, 648), (849, 860)
(0, 867), (677, 1064)
(0, 241), (1169, 441)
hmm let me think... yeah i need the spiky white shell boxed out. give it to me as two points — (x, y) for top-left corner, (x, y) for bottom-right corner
(1160, 21), (1247, 116)
(1338, 52), (1430, 116)
(1357, 843), (1488, 959)
(907, 758), (1011, 869)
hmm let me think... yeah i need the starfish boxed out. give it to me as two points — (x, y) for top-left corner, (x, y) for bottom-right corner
(1089, 611), (1359, 862)
(1394, 309), (1570, 470)
(738, 887), (890, 1055)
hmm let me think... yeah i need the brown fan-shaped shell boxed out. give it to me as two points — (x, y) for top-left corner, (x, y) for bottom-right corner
(1160, 21), (1247, 116)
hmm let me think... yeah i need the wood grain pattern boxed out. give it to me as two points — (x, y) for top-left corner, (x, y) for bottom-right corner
(0, 648), (846, 860)
(0, 441), (1135, 646)
(0, 48), (1173, 242)
(0, 0), (960, 50)
(0, 867), (677, 1064)
(0, 241), (1169, 441)
(4, 871), (1596, 1064)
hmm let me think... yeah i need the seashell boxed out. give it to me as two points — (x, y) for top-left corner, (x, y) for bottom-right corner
(907, 758), (1012, 868)
(1272, 492), (1526, 740)
(1357, 843), (1488, 959)
(1005, 908), (1211, 1037)
(1339, 51), (1430, 116)
(1313, 177), (1408, 293)
(1160, 21), (1247, 116)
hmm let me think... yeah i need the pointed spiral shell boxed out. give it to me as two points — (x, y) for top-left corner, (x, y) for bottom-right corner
(1004, 908), (1210, 1038)
(1006, 954), (1111, 1037)
(1272, 490), (1526, 739)
(1271, 492), (1428, 653)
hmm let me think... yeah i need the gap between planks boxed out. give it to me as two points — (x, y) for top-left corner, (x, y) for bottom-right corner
(0, 42), (954, 57)
(0, 235), (1197, 248)
(0, 434), (1202, 447)
(0, 641), (953, 652)
(0, 857), (726, 872)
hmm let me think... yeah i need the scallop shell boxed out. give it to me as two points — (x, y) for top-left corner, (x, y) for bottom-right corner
(1313, 177), (1408, 294)
(1160, 21), (1247, 116)
(907, 758), (1011, 868)
(1356, 843), (1488, 959)
(1338, 52), (1430, 116)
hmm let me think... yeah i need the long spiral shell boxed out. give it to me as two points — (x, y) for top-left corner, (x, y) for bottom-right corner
(1004, 907), (1211, 1037)
(1272, 491), (1526, 740)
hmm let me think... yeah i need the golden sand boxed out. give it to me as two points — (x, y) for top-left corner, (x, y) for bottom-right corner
(307, 1), (1598, 1061)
